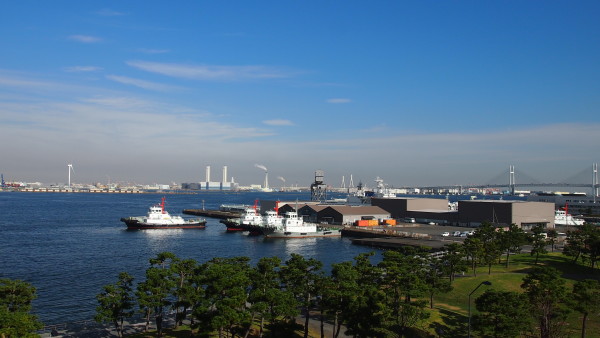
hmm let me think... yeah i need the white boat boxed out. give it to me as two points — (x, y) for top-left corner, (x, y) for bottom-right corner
(260, 211), (342, 238)
(554, 209), (584, 226)
(240, 207), (264, 226)
(220, 206), (263, 232)
(121, 197), (206, 229)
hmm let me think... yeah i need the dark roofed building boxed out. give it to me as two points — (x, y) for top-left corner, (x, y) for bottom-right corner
(317, 205), (390, 225)
(298, 205), (328, 222)
(458, 200), (554, 229)
(371, 197), (448, 218)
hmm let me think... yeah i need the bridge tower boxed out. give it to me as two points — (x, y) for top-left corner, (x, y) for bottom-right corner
(509, 165), (516, 195)
(310, 170), (327, 202)
(594, 163), (599, 202)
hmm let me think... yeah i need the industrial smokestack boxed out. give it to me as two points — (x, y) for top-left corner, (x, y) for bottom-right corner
(206, 166), (211, 182)
(222, 166), (228, 183)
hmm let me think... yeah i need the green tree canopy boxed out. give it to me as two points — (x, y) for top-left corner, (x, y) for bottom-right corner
(571, 279), (600, 338)
(472, 290), (531, 338)
(521, 266), (570, 338)
(94, 272), (135, 338)
(0, 278), (43, 338)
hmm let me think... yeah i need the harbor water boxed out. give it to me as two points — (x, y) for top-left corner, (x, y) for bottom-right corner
(0, 191), (378, 325)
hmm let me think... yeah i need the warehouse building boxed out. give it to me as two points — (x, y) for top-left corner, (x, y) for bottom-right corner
(371, 197), (448, 219)
(298, 205), (328, 223)
(458, 200), (554, 229)
(372, 197), (554, 229)
(317, 205), (390, 225)
(262, 198), (555, 230)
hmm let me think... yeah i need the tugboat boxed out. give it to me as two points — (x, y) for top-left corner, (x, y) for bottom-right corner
(554, 203), (585, 226)
(121, 197), (206, 229)
(219, 200), (262, 232)
(250, 209), (341, 238)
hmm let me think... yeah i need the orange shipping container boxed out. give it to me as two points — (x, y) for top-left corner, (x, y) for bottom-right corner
(356, 220), (370, 226)
(384, 219), (397, 225)
(368, 220), (378, 226)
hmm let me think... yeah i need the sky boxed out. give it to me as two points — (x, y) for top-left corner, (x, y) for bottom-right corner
(1, 1), (600, 188)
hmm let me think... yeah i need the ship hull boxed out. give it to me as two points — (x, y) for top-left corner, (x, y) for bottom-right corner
(121, 217), (206, 230)
(264, 228), (342, 239)
(219, 219), (253, 232)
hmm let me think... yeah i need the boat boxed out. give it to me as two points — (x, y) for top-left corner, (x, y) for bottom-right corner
(554, 209), (584, 226)
(219, 201), (263, 232)
(256, 210), (342, 239)
(121, 197), (206, 229)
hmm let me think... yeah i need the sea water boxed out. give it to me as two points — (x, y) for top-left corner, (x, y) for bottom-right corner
(0, 191), (378, 325)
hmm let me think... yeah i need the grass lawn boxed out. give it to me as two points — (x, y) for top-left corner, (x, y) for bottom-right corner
(430, 252), (600, 337)
(125, 252), (599, 337)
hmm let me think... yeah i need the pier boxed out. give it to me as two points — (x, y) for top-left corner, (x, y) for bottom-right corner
(343, 224), (470, 250)
(182, 208), (241, 219)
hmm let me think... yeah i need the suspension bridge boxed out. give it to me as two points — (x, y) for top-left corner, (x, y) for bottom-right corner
(404, 163), (600, 196)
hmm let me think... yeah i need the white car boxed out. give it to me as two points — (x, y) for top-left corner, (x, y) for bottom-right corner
(441, 232), (450, 237)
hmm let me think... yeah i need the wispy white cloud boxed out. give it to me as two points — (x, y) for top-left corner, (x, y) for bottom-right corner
(137, 48), (170, 54)
(64, 66), (103, 72)
(263, 119), (294, 126)
(69, 35), (103, 43)
(127, 61), (294, 81)
(2, 71), (599, 186)
(106, 75), (176, 91)
(97, 8), (126, 16)
(327, 98), (351, 104)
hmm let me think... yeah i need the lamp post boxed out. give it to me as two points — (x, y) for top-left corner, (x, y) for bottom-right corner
(468, 281), (491, 338)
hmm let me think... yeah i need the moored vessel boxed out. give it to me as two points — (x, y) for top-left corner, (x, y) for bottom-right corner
(554, 209), (585, 226)
(220, 202), (262, 232)
(121, 197), (206, 229)
(257, 211), (342, 239)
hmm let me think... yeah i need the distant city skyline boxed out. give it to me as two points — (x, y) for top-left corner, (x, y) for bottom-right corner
(1, 1), (599, 187)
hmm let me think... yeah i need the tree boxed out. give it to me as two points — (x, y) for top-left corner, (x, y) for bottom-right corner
(247, 256), (297, 338)
(499, 224), (527, 268)
(463, 237), (483, 276)
(571, 279), (600, 338)
(423, 255), (452, 309)
(280, 253), (323, 338)
(323, 261), (360, 338)
(378, 249), (429, 336)
(195, 257), (252, 338)
(440, 243), (468, 283)
(472, 290), (531, 338)
(564, 229), (586, 263)
(581, 224), (600, 269)
(169, 258), (197, 328)
(136, 252), (177, 336)
(521, 266), (570, 338)
(94, 272), (135, 337)
(0, 278), (43, 338)
(547, 229), (558, 253)
(471, 222), (502, 274)
(530, 225), (548, 265)
(137, 267), (173, 336)
(343, 253), (389, 338)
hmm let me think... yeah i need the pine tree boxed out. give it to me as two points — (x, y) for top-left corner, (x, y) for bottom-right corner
(94, 272), (135, 337)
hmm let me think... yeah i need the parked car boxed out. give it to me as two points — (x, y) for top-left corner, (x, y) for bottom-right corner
(441, 232), (450, 237)
(452, 231), (461, 237)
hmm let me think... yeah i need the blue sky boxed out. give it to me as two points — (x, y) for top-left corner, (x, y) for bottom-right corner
(1, 1), (599, 188)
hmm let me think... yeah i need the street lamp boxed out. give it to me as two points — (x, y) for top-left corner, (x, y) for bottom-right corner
(468, 281), (491, 338)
